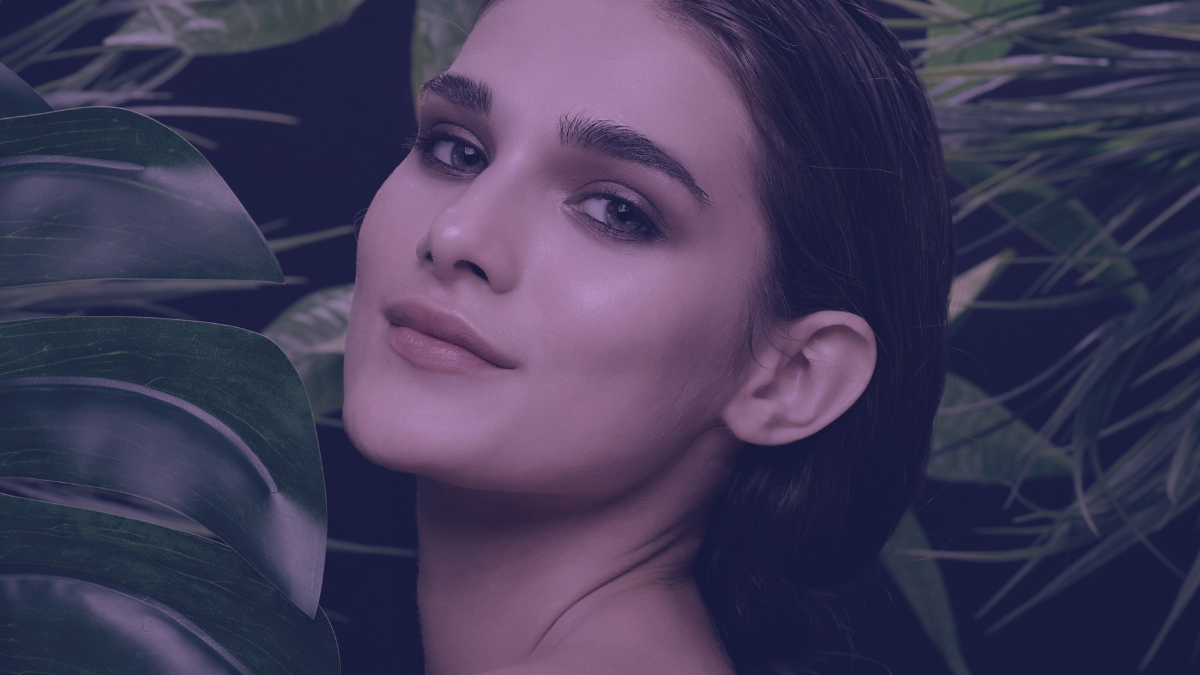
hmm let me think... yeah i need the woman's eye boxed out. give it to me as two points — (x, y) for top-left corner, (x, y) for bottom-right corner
(421, 135), (488, 175)
(580, 195), (656, 239)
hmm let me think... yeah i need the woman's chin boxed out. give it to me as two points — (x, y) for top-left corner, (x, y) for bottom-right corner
(341, 405), (511, 489)
(344, 407), (463, 475)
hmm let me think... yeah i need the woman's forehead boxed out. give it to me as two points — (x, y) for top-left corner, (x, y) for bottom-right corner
(448, 0), (756, 188)
(459, 0), (735, 112)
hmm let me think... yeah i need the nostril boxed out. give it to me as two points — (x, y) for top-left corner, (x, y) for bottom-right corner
(424, 251), (433, 262)
(465, 262), (488, 281)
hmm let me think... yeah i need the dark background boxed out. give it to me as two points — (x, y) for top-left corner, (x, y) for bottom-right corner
(3, 1), (1199, 673)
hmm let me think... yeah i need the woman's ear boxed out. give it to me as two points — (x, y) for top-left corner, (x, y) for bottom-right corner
(721, 311), (876, 446)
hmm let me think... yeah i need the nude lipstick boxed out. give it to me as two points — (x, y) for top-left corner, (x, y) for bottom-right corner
(384, 299), (516, 373)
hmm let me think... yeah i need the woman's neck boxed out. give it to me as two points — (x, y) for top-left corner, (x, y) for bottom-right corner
(414, 427), (738, 675)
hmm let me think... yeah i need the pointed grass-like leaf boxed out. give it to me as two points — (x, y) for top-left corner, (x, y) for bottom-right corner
(948, 160), (1148, 305)
(985, 500), (1181, 635)
(0, 62), (51, 118)
(0, 493), (339, 675)
(0, 106), (282, 287)
(0, 0), (100, 74)
(0, 278), (284, 319)
(948, 248), (1013, 330)
(972, 249), (1200, 636)
(411, 0), (483, 107)
(930, 373), (1073, 483)
(262, 284), (353, 421)
(0, 0), (96, 62)
(103, 0), (366, 55)
(1141, 546), (1200, 670)
(0, 316), (326, 617)
(881, 511), (973, 675)
(924, 0), (1039, 71)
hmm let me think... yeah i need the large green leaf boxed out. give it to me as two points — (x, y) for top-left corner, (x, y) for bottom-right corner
(0, 493), (340, 675)
(411, 0), (484, 107)
(262, 284), (353, 422)
(882, 510), (972, 675)
(0, 106), (283, 288)
(103, 0), (367, 55)
(0, 39), (337, 675)
(0, 278), (284, 321)
(0, 316), (327, 618)
(930, 373), (1073, 482)
(0, 62), (51, 118)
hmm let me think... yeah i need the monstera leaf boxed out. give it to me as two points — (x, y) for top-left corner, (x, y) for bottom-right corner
(0, 317), (329, 614)
(2, 495), (339, 675)
(0, 69), (282, 287)
(0, 61), (338, 674)
(0, 61), (51, 118)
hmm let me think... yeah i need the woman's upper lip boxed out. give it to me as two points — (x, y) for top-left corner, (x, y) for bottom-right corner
(383, 299), (517, 369)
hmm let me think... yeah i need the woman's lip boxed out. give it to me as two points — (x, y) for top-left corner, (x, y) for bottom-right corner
(387, 325), (500, 373)
(383, 300), (517, 371)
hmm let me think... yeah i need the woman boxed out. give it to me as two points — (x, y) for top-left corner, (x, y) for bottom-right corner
(342, 0), (952, 672)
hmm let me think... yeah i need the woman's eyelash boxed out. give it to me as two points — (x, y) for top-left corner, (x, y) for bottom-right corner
(410, 129), (664, 243)
(412, 130), (487, 175)
(576, 192), (664, 243)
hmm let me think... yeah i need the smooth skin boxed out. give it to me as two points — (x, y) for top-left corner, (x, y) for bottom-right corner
(342, 0), (877, 673)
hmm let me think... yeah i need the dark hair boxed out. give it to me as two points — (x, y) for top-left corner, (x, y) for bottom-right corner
(473, 1), (954, 672)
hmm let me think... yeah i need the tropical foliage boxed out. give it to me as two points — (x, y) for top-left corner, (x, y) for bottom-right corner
(5, 0), (1200, 672)
(0, 0), (363, 326)
(0, 2), (368, 671)
(880, 0), (1200, 671)
(0, 61), (339, 672)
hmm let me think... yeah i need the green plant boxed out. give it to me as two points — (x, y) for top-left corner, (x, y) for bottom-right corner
(0, 63), (340, 673)
(875, 0), (1200, 672)
(16, 0), (1188, 670)
(0, 0), (364, 325)
(3, 0), (365, 117)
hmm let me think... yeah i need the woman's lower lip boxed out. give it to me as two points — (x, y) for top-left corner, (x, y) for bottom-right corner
(387, 325), (499, 373)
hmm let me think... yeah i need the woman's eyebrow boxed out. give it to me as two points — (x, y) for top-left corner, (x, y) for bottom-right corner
(421, 72), (492, 115)
(559, 113), (711, 207)
(420, 74), (711, 207)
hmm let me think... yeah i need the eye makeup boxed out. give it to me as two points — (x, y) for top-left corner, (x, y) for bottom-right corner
(567, 184), (665, 243)
(412, 127), (489, 178)
(410, 123), (667, 244)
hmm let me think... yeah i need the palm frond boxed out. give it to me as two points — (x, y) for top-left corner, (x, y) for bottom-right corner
(898, 0), (1200, 668)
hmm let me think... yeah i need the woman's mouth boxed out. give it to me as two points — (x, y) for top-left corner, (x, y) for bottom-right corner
(384, 299), (517, 373)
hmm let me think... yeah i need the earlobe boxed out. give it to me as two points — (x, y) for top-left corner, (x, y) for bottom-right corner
(721, 311), (877, 447)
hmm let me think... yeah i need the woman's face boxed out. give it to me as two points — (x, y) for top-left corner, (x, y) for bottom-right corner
(343, 0), (767, 497)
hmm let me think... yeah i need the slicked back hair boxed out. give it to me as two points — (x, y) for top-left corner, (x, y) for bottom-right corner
(470, 0), (954, 672)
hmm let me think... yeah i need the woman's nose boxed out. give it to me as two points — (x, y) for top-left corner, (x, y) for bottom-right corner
(415, 171), (524, 295)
